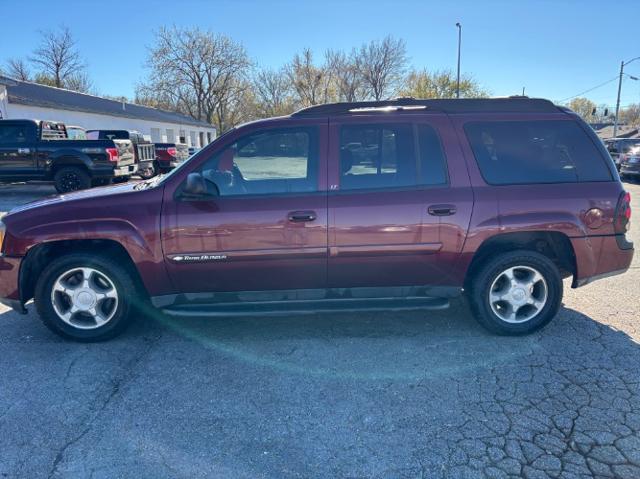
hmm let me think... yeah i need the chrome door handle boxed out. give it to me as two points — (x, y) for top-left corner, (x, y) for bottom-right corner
(17, 148), (31, 154)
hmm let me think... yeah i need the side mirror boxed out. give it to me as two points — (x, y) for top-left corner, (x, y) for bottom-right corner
(181, 172), (217, 199)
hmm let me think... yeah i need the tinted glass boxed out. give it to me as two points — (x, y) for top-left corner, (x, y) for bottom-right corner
(417, 124), (448, 185)
(339, 123), (447, 190)
(198, 127), (318, 196)
(464, 120), (612, 184)
(0, 125), (29, 144)
(340, 124), (414, 190)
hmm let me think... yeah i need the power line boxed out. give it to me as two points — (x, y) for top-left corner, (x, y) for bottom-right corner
(556, 76), (619, 103)
(556, 73), (635, 103)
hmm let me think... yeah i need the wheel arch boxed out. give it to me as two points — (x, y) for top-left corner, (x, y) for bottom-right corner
(19, 239), (148, 304)
(464, 231), (576, 290)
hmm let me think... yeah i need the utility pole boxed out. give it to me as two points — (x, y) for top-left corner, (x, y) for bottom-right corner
(614, 56), (640, 138)
(613, 61), (624, 138)
(456, 23), (462, 99)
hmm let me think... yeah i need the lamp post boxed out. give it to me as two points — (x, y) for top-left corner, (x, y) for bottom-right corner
(455, 22), (462, 99)
(613, 56), (640, 138)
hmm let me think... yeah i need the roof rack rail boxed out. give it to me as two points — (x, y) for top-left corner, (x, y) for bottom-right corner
(291, 97), (559, 117)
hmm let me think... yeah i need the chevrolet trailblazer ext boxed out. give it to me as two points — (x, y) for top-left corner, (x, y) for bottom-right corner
(0, 98), (634, 341)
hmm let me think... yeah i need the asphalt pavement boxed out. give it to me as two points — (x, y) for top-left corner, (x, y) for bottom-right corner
(0, 180), (639, 478)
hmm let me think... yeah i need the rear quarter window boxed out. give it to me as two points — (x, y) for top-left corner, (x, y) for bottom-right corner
(464, 120), (612, 184)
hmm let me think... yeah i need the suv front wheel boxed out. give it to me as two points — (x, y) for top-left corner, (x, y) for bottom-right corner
(468, 250), (563, 335)
(35, 253), (136, 341)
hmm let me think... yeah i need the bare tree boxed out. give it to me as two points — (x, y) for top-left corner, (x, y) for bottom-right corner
(355, 36), (408, 100)
(5, 58), (31, 81)
(214, 78), (257, 131)
(137, 26), (251, 131)
(63, 71), (93, 94)
(285, 48), (336, 106)
(252, 67), (295, 117)
(30, 26), (85, 88)
(325, 49), (367, 102)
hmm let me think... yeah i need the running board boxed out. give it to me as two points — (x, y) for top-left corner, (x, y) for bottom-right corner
(160, 296), (450, 318)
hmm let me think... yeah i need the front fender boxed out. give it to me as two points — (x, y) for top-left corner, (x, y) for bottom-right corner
(2, 186), (172, 297)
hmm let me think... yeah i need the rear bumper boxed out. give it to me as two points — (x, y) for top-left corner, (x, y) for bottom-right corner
(620, 165), (640, 176)
(113, 163), (138, 177)
(571, 235), (634, 288)
(0, 256), (26, 314)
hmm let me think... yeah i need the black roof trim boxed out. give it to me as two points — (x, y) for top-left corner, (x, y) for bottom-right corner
(292, 97), (561, 117)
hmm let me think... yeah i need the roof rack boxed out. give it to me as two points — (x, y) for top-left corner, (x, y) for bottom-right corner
(291, 97), (560, 117)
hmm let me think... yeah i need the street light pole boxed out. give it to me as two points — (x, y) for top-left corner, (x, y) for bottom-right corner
(613, 56), (640, 138)
(456, 23), (462, 99)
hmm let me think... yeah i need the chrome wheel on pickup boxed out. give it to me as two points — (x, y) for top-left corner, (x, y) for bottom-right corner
(35, 253), (137, 341)
(468, 250), (562, 335)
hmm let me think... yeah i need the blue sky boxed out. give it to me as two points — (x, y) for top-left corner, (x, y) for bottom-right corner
(1, 0), (639, 108)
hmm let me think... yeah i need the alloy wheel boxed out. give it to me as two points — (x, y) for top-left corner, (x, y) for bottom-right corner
(50, 267), (119, 330)
(488, 265), (548, 323)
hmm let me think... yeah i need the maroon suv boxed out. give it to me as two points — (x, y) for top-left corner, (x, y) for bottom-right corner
(0, 98), (633, 341)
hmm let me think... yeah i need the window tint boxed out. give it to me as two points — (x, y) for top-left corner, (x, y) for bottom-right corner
(0, 125), (30, 144)
(198, 127), (318, 196)
(417, 124), (448, 185)
(464, 121), (612, 184)
(339, 123), (447, 190)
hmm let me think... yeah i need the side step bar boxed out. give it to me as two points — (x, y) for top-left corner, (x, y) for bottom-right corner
(161, 296), (450, 318)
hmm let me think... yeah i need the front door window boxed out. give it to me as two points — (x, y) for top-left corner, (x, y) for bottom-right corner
(197, 127), (319, 196)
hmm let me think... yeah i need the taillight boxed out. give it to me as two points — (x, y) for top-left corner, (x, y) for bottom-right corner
(614, 191), (632, 234)
(106, 147), (119, 163)
(167, 147), (177, 157)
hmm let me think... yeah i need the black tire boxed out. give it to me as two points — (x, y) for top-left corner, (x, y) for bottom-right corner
(467, 250), (562, 335)
(34, 253), (137, 342)
(138, 162), (158, 180)
(54, 166), (91, 193)
(92, 178), (111, 187)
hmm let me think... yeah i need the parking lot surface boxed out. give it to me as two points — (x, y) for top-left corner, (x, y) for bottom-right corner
(0, 181), (639, 478)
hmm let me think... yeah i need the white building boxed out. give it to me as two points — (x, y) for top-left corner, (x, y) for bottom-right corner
(0, 76), (216, 147)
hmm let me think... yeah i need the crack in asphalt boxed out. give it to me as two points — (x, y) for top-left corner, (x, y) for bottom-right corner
(46, 333), (162, 479)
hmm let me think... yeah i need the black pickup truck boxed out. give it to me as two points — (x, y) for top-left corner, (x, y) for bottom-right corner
(0, 120), (136, 192)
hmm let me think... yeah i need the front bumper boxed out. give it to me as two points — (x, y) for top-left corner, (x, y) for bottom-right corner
(0, 256), (26, 314)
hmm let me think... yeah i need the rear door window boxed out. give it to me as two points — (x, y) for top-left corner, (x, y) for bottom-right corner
(464, 120), (612, 184)
(339, 123), (447, 190)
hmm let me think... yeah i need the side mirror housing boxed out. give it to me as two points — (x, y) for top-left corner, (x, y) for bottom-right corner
(180, 172), (218, 199)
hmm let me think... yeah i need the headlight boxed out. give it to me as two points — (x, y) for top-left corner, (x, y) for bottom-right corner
(0, 219), (5, 255)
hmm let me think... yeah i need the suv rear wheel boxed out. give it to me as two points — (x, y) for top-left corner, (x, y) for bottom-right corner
(35, 253), (136, 341)
(468, 250), (562, 335)
(54, 166), (91, 193)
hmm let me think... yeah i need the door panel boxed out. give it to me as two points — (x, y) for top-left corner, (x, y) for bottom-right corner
(162, 195), (327, 292)
(162, 122), (328, 294)
(328, 115), (473, 288)
(0, 123), (36, 178)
